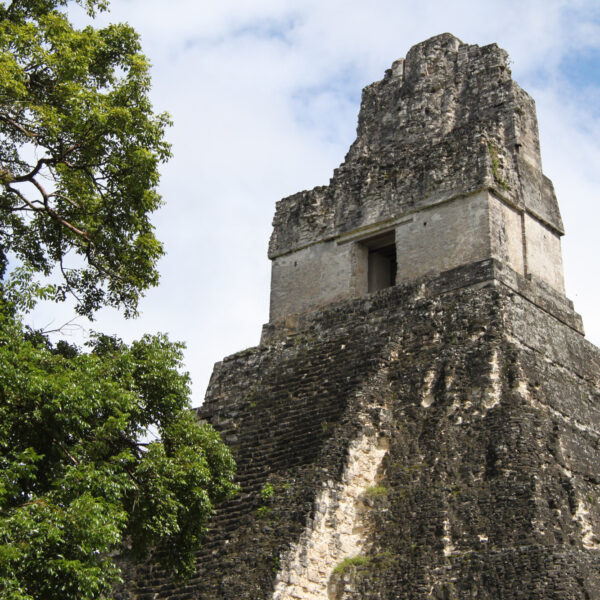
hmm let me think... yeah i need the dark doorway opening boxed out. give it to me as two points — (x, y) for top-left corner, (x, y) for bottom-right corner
(364, 231), (397, 293)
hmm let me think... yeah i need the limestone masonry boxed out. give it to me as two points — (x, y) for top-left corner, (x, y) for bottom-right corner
(121, 34), (600, 599)
(268, 32), (566, 323)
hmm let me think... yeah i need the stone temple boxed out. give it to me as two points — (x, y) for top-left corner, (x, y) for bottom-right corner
(122, 34), (600, 599)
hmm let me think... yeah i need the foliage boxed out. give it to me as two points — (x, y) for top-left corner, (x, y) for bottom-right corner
(0, 3), (239, 597)
(487, 141), (509, 192)
(0, 291), (239, 599)
(260, 482), (274, 502)
(0, 0), (171, 318)
(364, 485), (388, 498)
(332, 555), (371, 575)
(256, 506), (272, 519)
(256, 482), (274, 518)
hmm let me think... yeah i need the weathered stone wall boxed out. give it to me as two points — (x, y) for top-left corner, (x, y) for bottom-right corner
(267, 34), (567, 323)
(329, 284), (600, 599)
(269, 240), (364, 322)
(269, 187), (568, 322)
(120, 261), (599, 599)
(268, 34), (563, 261)
(394, 191), (491, 282)
(120, 272), (406, 599)
(524, 212), (565, 293)
(489, 193), (525, 275)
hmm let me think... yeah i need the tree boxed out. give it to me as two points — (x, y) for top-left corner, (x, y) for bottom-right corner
(0, 2), (239, 598)
(0, 0), (171, 318)
(0, 283), (239, 599)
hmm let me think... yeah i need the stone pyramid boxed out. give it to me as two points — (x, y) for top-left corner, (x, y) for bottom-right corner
(121, 34), (600, 600)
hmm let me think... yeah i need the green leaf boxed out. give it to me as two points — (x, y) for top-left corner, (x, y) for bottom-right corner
(0, 283), (238, 599)
(0, 0), (171, 317)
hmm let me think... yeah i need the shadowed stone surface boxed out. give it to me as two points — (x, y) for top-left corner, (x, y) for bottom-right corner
(119, 263), (600, 599)
(118, 34), (599, 600)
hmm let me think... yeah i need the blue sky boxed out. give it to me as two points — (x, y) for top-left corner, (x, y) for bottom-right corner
(39, 0), (600, 405)
(559, 49), (600, 117)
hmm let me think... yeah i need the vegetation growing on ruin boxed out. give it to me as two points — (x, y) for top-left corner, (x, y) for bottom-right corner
(488, 141), (509, 192)
(332, 555), (371, 574)
(364, 485), (389, 497)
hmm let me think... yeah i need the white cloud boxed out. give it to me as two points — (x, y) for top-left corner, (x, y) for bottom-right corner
(44, 0), (600, 404)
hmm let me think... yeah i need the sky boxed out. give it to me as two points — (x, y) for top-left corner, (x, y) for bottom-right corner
(33, 0), (600, 406)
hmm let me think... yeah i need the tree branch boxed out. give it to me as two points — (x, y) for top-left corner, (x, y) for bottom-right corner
(53, 437), (79, 467)
(0, 114), (38, 139)
(42, 316), (83, 336)
(5, 183), (41, 211)
(12, 157), (53, 183)
(9, 141), (80, 185)
(6, 183), (91, 241)
(58, 256), (83, 307)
